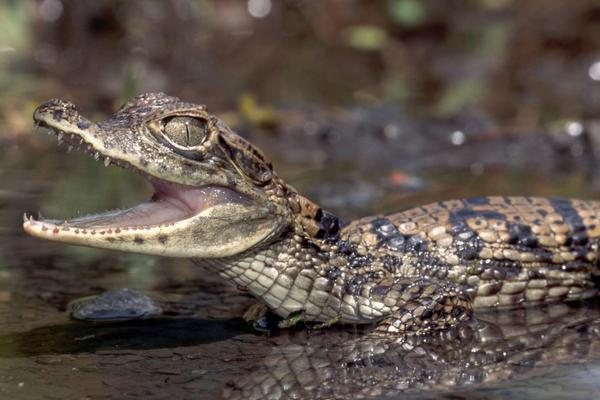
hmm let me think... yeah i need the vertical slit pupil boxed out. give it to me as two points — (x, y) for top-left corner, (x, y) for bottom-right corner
(163, 117), (207, 147)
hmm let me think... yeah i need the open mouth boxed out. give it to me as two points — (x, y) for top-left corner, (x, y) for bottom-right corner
(23, 122), (248, 235)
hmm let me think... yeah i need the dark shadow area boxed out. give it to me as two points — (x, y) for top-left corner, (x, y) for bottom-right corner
(0, 317), (251, 357)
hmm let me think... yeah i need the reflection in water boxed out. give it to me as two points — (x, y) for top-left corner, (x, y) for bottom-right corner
(223, 303), (600, 399)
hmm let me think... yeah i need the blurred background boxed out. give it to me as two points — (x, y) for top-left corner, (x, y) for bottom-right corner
(1, 1), (600, 398)
(1, 0), (600, 218)
(2, 0), (599, 120)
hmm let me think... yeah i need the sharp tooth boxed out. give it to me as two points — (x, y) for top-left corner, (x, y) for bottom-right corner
(23, 213), (27, 223)
(67, 145), (73, 153)
(57, 132), (64, 141)
(79, 138), (84, 144)
(104, 157), (111, 167)
(94, 152), (100, 160)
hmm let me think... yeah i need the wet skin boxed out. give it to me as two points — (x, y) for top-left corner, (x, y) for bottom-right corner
(24, 93), (600, 336)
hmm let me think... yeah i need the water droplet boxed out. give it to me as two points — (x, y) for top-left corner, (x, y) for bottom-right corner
(565, 121), (583, 137)
(248, 0), (272, 18)
(39, 0), (63, 23)
(450, 130), (466, 146)
(383, 124), (400, 140)
(589, 61), (600, 81)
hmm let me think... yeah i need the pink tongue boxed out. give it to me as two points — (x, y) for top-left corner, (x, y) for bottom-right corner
(54, 180), (251, 229)
(150, 179), (208, 212)
(106, 201), (190, 227)
(150, 179), (250, 213)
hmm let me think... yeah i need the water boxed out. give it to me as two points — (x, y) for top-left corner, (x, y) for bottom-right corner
(2, 118), (600, 399)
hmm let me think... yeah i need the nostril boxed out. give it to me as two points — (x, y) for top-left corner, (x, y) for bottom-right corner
(51, 108), (64, 122)
(33, 98), (79, 123)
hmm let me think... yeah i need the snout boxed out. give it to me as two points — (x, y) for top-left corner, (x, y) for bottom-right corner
(33, 98), (93, 131)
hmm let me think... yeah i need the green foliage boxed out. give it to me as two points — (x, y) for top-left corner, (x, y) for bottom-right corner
(0, 1), (30, 56)
(0, 2), (33, 97)
(388, 0), (425, 27)
(346, 25), (388, 51)
(121, 70), (139, 105)
(436, 76), (485, 116)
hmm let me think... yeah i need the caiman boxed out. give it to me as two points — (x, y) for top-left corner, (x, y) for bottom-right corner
(23, 93), (600, 336)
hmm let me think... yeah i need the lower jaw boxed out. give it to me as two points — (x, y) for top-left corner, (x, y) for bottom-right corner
(23, 182), (250, 234)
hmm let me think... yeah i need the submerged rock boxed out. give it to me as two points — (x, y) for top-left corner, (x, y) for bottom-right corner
(69, 288), (163, 321)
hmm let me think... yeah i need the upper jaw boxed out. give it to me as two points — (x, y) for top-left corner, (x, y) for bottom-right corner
(32, 97), (227, 187)
(33, 100), (120, 169)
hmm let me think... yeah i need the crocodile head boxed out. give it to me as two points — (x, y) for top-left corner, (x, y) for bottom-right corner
(23, 93), (295, 257)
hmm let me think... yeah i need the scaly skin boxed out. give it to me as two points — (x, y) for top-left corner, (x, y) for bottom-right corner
(23, 93), (600, 336)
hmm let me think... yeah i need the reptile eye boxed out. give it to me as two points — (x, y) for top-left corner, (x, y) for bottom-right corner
(163, 117), (208, 147)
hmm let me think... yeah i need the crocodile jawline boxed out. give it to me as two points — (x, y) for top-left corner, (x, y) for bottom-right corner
(24, 123), (250, 232)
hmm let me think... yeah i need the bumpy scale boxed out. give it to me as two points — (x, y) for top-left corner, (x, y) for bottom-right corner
(23, 93), (600, 336)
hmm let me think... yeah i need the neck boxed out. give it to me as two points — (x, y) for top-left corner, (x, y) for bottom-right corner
(199, 232), (352, 322)
(206, 235), (308, 315)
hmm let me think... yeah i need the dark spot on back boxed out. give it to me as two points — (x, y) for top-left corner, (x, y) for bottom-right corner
(452, 208), (477, 219)
(372, 218), (400, 239)
(465, 197), (490, 205)
(457, 245), (479, 260)
(561, 261), (589, 273)
(449, 208), (506, 232)
(134, 237), (144, 244)
(506, 223), (538, 247)
(519, 236), (539, 248)
(327, 267), (342, 280)
(349, 254), (373, 269)
(157, 235), (168, 244)
(386, 236), (406, 251)
(405, 235), (428, 254)
(337, 240), (355, 256)
(527, 269), (546, 279)
(549, 198), (585, 228)
(571, 233), (588, 246)
(481, 210), (507, 220)
(316, 210), (340, 240)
